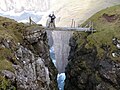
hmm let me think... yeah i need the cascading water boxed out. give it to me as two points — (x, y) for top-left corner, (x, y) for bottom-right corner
(49, 47), (56, 67)
(1, 0), (120, 90)
(52, 31), (73, 73)
(57, 73), (66, 90)
(47, 30), (73, 90)
(49, 47), (66, 90)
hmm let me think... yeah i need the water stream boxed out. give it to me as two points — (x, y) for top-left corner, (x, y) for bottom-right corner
(47, 30), (73, 90)
(50, 47), (65, 90)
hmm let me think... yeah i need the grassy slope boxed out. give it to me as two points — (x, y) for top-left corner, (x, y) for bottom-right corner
(0, 16), (44, 89)
(0, 16), (28, 89)
(0, 16), (43, 72)
(0, 16), (26, 42)
(74, 5), (120, 60)
(0, 16), (26, 72)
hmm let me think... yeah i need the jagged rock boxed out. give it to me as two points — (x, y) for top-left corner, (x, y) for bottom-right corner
(65, 36), (120, 90)
(99, 59), (120, 88)
(0, 16), (58, 90)
(65, 5), (120, 90)
(1, 39), (10, 48)
(112, 37), (120, 57)
(2, 70), (15, 81)
(15, 48), (51, 90)
(68, 37), (77, 61)
(13, 26), (58, 90)
(0, 25), (58, 90)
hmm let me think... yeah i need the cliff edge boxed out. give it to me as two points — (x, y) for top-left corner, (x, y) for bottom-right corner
(0, 16), (58, 90)
(65, 5), (120, 90)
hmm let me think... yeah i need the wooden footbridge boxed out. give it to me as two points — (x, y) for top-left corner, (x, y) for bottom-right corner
(23, 18), (96, 42)
(29, 17), (96, 32)
(44, 27), (96, 32)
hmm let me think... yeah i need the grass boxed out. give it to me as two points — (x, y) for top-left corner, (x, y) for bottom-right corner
(0, 17), (25, 74)
(74, 5), (120, 60)
(0, 16), (44, 89)
(0, 75), (16, 90)
(0, 48), (15, 72)
(0, 17), (25, 73)
(0, 16), (44, 73)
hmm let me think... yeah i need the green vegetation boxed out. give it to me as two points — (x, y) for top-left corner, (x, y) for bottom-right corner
(0, 17), (23, 72)
(0, 16), (27, 43)
(0, 48), (15, 72)
(0, 16), (43, 72)
(74, 5), (120, 60)
(1, 16), (44, 43)
(0, 16), (28, 89)
(0, 16), (44, 89)
(0, 76), (16, 90)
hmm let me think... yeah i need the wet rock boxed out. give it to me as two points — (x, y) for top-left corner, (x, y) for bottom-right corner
(68, 37), (77, 61)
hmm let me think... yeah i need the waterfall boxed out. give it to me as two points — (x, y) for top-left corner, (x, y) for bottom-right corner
(52, 31), (73, 73)
(57, 73), (66, 90)
(47, 30), (73, 73)
(47, 30), (73, 90)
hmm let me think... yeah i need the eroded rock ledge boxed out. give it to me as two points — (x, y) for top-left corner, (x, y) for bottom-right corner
(65, 34), (120, 90)
(65, 5), (120, 90)
(0, 17), (58, 90)
(65, 35), (120, 90)
(15, 26), (58, 90)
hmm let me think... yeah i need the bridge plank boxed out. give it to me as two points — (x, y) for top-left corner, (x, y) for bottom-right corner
(44, 27), (96, 32)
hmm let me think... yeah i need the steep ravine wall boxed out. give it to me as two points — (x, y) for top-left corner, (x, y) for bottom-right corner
(64, 5), (120, 90)
(0, 17), (58, 90)
(65, 34), (120, 90)
(15, 26), (58, 90)
(64, 32), (120, 90)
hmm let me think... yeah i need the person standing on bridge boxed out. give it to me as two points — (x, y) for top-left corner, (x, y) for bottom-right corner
(48, 12), (56, 28)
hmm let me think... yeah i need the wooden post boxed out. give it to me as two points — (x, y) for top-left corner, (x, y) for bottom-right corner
(29, 17), (32, 25)
(29, 16), (36, 25)
(92, 22), (94, 32)
(74, 21), (75, 28)
(71, 19), (76, 28)
(71, 19), (74, 28)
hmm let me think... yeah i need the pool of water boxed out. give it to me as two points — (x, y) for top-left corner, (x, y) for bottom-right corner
(57, 73), (66, 90)
(50, 47), (66, 90)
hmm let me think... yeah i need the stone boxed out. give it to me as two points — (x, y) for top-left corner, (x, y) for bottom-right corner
(65, 36), (120, 90)
(2, 70), (15, 80)
(15, 27), (58, 90)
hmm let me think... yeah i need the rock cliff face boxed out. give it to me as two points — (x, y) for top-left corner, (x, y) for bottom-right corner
(65, 38), (120, 90)
(65, 5), (120, 90)
(15, 26), (58, 90)
(0, 17), (58, 90)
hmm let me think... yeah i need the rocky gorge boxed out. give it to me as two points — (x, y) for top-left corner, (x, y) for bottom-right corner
(64, 5), (120, 90)
(0, 17), (58, 90)
(0, 3), (120, 90)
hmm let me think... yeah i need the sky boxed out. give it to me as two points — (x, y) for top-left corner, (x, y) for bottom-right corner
(0, 0), (52, 23)
(0, 0), (120, 26)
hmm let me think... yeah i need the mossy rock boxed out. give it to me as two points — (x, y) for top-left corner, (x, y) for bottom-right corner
(0, 76), (16, 90)
(75, 5), (120, 60)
